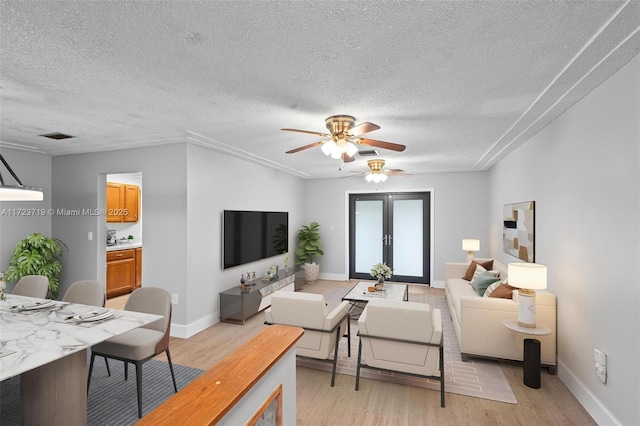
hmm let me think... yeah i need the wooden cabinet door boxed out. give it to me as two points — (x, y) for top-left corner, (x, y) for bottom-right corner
(135, 247), (142, 288)
(106, 250), (135, 298)
(106, 183), (124, 222)
(123, 185), (139, 222)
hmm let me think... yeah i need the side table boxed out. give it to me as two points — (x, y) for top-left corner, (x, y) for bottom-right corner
(502, 319), (552, 389)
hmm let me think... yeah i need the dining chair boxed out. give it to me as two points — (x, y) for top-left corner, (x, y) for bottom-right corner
(12, 275), (49, 298)
(63, 280), (111, 375)
(62, 280), (106, 306)
(264, 291), (351, 386)
(87, 287), (177, 418)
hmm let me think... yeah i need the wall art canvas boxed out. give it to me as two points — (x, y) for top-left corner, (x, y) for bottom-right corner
(503, 201), (535, 262)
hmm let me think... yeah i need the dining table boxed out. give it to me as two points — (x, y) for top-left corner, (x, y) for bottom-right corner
(0, 293), (162, 425)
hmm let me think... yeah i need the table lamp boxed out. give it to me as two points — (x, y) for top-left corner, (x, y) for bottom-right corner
(508, 262), (547, 328)
(462, 239), (480, 263)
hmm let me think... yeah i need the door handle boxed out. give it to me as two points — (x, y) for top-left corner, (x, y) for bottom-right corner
(382, 235), (388, 245)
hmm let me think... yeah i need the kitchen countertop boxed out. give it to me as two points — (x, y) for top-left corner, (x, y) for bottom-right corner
(106, 242), (142, 251)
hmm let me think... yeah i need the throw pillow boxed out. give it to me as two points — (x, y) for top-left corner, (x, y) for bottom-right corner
(488, 283), (517, 299)
(470, 264), (488, 283)
(470, 272), (501, 296)
(483, 280), (502, 297)
(462, 259), (494, 281)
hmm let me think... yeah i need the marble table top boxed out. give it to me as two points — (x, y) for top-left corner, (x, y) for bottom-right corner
(342, 281), (408, 303)
(502, 319), (552, 336)
(0, 294), (161, 381)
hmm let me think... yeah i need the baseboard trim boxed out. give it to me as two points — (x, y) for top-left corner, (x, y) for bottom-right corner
(431, 279), (445, 289)
(558, 358), (620, 425)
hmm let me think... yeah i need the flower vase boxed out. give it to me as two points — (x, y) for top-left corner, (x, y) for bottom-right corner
(375, 277), (384, 291)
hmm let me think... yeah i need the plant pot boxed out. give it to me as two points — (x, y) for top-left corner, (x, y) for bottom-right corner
(375, 277), (384, 291)
(302, 262), (320, 284)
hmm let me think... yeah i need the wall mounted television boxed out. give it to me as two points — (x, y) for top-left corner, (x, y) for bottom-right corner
(223, 210), (288, 269)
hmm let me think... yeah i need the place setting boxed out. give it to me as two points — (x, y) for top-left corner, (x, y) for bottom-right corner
(53, 308), (117, 327)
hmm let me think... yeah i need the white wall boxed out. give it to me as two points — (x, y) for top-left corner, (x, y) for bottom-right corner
(0, 148), (52, 291)
(52, 144), (188, 309)
(183, 144), (305, 335)
(50, 142), (304, 337)
(302, 171), (490, 286)
(488, 55), (640, 425)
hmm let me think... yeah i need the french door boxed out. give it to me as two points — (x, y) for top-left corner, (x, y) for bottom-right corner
(348, 192), (430, 284)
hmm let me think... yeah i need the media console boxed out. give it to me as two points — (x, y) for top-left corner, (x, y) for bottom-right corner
(219, 269), (296, 324)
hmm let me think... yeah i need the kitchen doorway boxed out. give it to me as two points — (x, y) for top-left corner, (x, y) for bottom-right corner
(104, 172), (143, 299)
(348, 191), (431, 284)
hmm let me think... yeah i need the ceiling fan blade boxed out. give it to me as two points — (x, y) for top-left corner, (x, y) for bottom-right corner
(387, 170), (412, 176)
(357, 138), (406, 152)
(342, 153), (355, 163)
(285, 141), (324, 154)
(348, 122), (380, 137)
(281, 128), (331, 138)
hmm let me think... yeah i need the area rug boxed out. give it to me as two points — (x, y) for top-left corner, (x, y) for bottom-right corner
(0, 358), (204, 425)
(297, 287), (517, 404)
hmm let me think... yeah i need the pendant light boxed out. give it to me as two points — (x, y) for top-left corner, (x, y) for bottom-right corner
(0, 154), (44, 201)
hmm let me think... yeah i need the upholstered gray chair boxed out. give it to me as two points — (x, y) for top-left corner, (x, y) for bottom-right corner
(88, 287), (177, 418)
(63, 280), (111, 374)
(264, 291), (351, 386)
(62, 280), (106, 306)
(12, 275), (49, 298)
(356, 299), (445, 407)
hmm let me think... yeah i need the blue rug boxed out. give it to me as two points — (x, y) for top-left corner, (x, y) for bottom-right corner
(0, 357), (204, 425)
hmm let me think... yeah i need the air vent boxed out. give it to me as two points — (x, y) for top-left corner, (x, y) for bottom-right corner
(40, 132), (75, 140)
(357, 149), (379, 157)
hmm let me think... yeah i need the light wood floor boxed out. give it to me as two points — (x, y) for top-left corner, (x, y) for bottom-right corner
(107, 281), (596, 425)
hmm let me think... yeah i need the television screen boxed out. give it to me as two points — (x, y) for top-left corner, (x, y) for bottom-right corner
(223, 210), (288, 269)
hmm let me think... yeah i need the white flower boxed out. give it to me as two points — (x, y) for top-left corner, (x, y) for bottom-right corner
(370, 262), (393, 280)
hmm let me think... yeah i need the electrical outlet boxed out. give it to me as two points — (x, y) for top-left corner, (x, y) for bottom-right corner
(88, 231), (93, 241)
(172, 293), (178, 305)
(594, 348), (606, 366)
(594, 363), (607, 383)
(594, 348), (607, 383)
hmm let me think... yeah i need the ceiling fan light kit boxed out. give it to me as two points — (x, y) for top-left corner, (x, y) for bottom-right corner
(283, 115), (406, 165)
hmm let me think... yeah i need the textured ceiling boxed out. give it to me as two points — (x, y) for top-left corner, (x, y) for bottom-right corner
(1, 1), (638, 178)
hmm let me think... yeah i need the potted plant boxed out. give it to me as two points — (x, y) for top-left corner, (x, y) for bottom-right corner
(295, 221), (324, 284)
(4, 233), (68, 298)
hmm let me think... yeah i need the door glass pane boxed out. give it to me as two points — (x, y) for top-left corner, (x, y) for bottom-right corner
(355, 200), (383, 274)
(392, 199), (423, 276)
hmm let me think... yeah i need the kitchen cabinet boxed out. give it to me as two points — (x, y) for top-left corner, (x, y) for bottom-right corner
(106, 182), (124, 222)
(135, 247), (142, 288)
(106, 182), (140, 223)
(106, 249), (135, 298)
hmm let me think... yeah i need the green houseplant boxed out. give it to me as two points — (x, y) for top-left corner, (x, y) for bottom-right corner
(4, 233), (68, 298)
(296, 222), (324, 284)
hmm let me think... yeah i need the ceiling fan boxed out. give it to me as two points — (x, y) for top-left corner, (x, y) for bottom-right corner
(282, 115), (406, 163)
(350, 159), (412, 182)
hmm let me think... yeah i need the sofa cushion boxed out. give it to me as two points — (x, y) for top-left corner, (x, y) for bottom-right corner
(488, 283), (517, 299)
(462, 259), (495, 281)
(470, 272), (501, 296)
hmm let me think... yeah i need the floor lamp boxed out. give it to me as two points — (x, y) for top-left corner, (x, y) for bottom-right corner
(508, 262), (547, 328)
(462, 239), (480, 263)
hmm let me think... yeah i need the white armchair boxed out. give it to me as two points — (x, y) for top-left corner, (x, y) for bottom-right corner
(356, 299), (445, 407)
(264, 291), (351, 386)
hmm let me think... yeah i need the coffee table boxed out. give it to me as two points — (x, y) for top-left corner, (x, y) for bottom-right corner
(342, 281), (408, 317)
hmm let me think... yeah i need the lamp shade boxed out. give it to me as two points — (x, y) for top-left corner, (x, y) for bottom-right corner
(508, 262), (547, 290)
(462, 239), (480, 252)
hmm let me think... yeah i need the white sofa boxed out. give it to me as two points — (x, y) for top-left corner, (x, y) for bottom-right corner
(444, 259), (557, 372)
